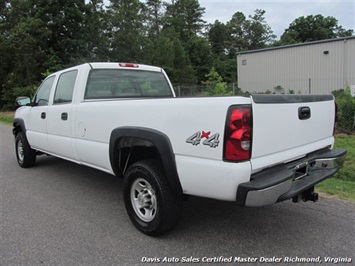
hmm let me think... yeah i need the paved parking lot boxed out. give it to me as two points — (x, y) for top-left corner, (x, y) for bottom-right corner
(1, 123), (355, 265)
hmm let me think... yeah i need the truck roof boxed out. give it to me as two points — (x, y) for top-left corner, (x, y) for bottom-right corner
(88, 62), (163, 72)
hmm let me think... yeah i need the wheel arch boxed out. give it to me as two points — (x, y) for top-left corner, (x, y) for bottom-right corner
(13, 118), (26, 135)
(13, 117), (34, 152)
(109, 127), (182, 195)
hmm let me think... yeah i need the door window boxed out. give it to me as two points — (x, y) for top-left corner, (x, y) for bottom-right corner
(33, 76), (55, 106)
(53, 70), (78, 104)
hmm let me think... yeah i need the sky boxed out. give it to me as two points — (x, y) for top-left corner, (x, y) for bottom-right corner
(198, 0), (355, 39)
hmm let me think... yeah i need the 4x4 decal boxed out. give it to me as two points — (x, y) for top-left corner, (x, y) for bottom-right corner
(186, 131), (220, 148)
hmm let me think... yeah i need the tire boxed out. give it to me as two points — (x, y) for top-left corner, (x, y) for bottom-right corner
(15, 131), (36, 168)
(123, 160), (182, 236)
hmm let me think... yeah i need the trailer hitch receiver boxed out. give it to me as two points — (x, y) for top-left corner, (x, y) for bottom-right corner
(292, 187), (318, 203)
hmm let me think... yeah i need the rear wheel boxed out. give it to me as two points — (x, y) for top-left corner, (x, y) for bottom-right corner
(123, 160), (182, 236)
(15, 132), (36, 168)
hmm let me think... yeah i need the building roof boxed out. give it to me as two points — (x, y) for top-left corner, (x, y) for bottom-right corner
(237, 35), (355, 55)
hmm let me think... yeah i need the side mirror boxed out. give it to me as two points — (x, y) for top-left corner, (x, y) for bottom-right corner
(15, 96), (31, 106)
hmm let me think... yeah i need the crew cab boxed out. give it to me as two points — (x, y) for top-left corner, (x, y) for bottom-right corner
(13, 62), (347, 236)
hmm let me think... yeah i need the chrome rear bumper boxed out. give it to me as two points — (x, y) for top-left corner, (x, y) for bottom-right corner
(236, 148), (347, 207)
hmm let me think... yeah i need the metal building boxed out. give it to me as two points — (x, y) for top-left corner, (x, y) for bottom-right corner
(237, 36), (355, 94)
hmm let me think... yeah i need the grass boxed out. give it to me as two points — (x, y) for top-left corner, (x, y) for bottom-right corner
(316, 178), (355, 201)
(0, 111), (14, 125)
(332, 135), (355, 182)
(0, 111), (354, 201)
(316, 134), (355, 201)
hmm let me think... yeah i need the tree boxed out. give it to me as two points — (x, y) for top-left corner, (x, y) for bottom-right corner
(207, 10), (274, 85)
(163, 0), (207, 84)
(280, 14), (354, 44)
(332, 88), (355, 134)
(144, 0), (172, 69)
(0, 0), (9, 23)
(226, 9), (275, 54)
(226, 11), (247, 54)
(208, 20), (229, 55)
(85, 0), (110, 61)
(145, 34), (175, 72)
(0, 0), (57, 87)
(244, 9), (275, 50)
(145, 0), (164, 36)
(171, 37), (196, 84)
(35, 0), (91, 66)
(108, 0), (148, 62)
(202, 67), (227, 96)
(164, 0), (206, 43)
(186, 36), (213, 83)
(0, 0), (91, 109)
(212, 56), (238, 84)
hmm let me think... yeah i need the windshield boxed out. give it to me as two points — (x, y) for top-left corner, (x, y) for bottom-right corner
(85, 69), (173, 99)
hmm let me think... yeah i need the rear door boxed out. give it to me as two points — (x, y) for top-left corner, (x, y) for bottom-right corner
(46, 70), (78, 160)
(250, 94), (336, 172)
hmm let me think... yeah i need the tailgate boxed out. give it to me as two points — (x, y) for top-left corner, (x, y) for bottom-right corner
(250, 94), (336, 172)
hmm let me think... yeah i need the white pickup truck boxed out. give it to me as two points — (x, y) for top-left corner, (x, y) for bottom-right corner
(14, 62), (346, 236)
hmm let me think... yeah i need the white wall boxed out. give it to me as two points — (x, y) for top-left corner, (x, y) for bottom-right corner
(237, 37), (355, 94)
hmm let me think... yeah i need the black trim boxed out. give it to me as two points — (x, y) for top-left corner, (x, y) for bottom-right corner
(298, 106), (311, 120)
(13, 118), (26, 135)
(84, 95), (174, 100)
(61, 112), (68, 120)
(109, 127), (182, 195)
(252, 94), (334, 104)
(13, 118), (33, 152)
(277, 168), (338, 201)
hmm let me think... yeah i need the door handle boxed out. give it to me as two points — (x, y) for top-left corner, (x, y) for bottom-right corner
(61, 112), (68, 121)
(41, 112), (46, 119)
(298, 107), (311, 120)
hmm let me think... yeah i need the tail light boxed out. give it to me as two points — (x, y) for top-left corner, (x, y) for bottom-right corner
(224, 105), (252, 161)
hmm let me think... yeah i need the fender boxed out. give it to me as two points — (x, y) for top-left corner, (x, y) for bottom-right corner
(109, 127), (183, 195)
(13, 118), (26, 135)
(13, 117), (33, 149)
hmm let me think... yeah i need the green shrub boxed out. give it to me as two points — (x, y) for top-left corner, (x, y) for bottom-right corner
(1, 85), (37, 110)
(332, 88), (355, 134)
(333, 135), (355, 182)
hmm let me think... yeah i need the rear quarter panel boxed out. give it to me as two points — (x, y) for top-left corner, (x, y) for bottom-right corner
(74, 96), (253, 200)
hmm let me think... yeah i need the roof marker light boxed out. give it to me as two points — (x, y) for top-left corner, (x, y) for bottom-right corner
(119, 63), (139, 68)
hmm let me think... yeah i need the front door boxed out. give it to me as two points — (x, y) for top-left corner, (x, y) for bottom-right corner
(26, 76), (55, 152)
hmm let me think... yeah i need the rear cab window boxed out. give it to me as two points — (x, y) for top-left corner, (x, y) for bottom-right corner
(84, 69), (173, 99)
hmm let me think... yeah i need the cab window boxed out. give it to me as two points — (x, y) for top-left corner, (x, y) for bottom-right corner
(33, 76), (55, 106)
(53, 70), (78, 104)
(85, 69), (173, 99)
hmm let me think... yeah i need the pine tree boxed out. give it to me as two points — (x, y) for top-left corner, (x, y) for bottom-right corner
(202, 67), (227, 96)
(108, 0), (147, 62)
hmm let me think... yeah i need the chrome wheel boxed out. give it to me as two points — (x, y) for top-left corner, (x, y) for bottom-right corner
(124, 160), (182, 236)
(17, 138), (24, 163)
(130, 178), (157, 222)
(15, 132), (36, 168)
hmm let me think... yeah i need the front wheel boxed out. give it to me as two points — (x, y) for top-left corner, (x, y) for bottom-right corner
(123, 160), (182, 236)
(15, 132), (36, 168)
